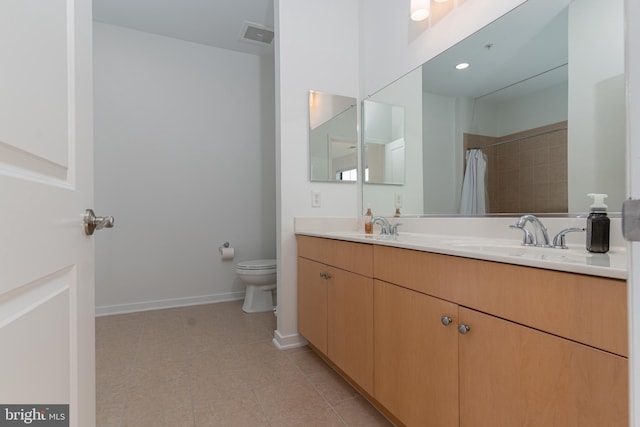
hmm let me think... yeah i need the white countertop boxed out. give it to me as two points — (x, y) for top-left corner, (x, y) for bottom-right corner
(295, 217), (628, 280)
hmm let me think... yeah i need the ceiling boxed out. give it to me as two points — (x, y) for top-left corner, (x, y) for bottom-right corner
(420, 0), (569, 101)
(92, 0), (275, 56)
(94, 0), (568, 100)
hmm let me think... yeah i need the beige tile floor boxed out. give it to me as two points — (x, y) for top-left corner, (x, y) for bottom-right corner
(96, 300), (394, 427)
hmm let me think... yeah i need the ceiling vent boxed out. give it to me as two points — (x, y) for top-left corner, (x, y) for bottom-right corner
(239, 21), (274, 46)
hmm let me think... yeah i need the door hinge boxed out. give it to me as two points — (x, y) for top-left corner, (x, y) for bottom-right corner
(622, 199), (640, 241)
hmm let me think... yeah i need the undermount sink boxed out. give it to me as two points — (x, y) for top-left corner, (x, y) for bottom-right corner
(444, 240), (524, 251)
(446, 239), (604, 265)
(325, 231), (387, 239)
(321, 231), (612, 267)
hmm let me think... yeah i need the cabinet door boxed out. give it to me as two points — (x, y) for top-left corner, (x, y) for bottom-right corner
(328, 266), (374, 394)
(459, 307), (628, 427)
(374, 280), (459, 427)
(297, 257), (328, 354)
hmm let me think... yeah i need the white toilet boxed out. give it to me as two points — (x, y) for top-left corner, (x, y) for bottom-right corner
(236, 259), (277, 313)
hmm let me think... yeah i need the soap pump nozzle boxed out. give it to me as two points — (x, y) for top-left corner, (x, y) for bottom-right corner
(587, 193), (608, 212)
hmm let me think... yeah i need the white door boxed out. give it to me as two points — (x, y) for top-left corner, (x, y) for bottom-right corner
(385, 138), (405, 183)
(0, 1), (96, 426)
(628, 0), (640, 425)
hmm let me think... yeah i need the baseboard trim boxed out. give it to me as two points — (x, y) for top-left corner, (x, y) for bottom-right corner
(272, 329), (308, 350)
(95, 292), (246, 317)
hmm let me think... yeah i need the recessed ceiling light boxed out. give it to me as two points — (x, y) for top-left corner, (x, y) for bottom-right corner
(455, 62), (470, 70)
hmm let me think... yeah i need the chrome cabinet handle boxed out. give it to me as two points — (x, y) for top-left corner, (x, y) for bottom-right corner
(83, 209), (114, 236)
(441, 316), (453, 326)
(319, 272), (332, 279)
(458, 324), (471, 335)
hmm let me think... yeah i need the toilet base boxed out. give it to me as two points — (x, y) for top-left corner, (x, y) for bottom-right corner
(242, 284), (276, 313)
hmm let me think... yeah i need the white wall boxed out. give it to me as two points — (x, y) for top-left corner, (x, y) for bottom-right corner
(94, 23), (276, 314)
(423, 91), (458, 213)
(494, 82), (568, 136)
(568, 0), (625, 212)
(472, 81), (568, 137)
(274, 0), (360, 348)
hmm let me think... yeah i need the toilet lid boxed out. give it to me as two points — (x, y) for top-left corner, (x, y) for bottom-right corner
(236, 259), (276, 270)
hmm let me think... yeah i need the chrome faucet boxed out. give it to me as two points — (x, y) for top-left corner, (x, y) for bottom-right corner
(511, 214), (551, 247)
(510, 215), (586, 249)
(552, 227), (586, 249)
(371, 216), (401, 237)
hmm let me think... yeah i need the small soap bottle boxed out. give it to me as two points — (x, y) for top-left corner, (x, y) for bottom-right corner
(586, 193), (610, 253)
(364, 204), (373, 234)
(394, 208), (401, 217)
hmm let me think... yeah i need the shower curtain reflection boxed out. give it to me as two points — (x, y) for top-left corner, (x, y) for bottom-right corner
(459, 149), (488, 214)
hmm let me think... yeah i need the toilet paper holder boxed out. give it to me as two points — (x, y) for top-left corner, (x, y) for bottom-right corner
(219, 241), (234, 260)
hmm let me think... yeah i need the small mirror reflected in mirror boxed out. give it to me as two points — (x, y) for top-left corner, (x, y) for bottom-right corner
(363, 100), (406, 185)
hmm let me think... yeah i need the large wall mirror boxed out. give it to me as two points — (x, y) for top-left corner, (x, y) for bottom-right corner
(362, 0), (625, 216)
(309, 90), (358, 182)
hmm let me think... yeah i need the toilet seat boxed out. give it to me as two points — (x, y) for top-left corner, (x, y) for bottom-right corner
(236, 259), (276, 271)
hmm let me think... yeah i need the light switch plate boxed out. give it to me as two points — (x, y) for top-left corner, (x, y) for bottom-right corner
(394, 193), (403, 208)
(622, 199), (640, 241)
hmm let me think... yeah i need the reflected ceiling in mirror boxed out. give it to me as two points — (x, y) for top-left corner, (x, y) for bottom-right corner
(309, 90), (357, 182)
(362, 0), (625, 216)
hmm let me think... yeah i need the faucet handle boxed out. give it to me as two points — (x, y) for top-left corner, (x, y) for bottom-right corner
(389, 223), (402, 236)
(552, 227), (586, 249)
(371, 216), (392, 235)
(509, 224), (535, 246)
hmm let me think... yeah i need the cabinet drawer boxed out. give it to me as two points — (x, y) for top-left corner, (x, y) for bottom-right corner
(298, 235), (373, 277)
(374, 245), (627, 356)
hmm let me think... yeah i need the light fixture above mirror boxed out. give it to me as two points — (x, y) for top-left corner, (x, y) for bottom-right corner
(410, 0), (456, 23)
(410, 0), (431, 21)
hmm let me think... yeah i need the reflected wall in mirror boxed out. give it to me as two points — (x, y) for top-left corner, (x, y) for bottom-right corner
(362, 0), (625, 216)
(309, 90), (357, 182)
(363, 100), (406, 185)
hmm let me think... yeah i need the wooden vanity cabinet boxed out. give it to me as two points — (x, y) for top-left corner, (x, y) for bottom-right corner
(297, 257), (328, 353)
(297, 236), (628, 427)
(327, 265), (374, 393)
(374, 279), (459, 427)
(297, 236), (374, 394)
(374, 245), (628, 427)
(458, 306), (628, 427)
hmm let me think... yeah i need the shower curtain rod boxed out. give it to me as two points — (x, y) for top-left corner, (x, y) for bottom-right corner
(468, 126), (568, 150)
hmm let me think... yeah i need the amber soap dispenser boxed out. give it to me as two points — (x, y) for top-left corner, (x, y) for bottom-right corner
(364, 204), (373, 234)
